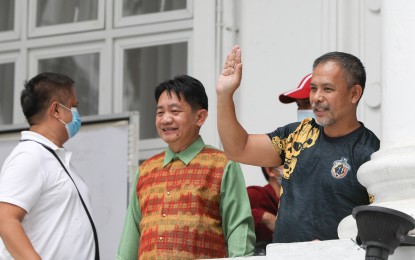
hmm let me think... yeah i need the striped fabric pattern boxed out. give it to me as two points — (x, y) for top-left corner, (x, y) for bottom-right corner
(137, 147), (228, 259)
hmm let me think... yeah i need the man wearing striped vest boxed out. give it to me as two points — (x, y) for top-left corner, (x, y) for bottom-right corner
(117, 75), (255, 259)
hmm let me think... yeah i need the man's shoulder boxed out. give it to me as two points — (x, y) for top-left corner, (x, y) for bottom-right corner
(247, 184), (273, 193)
(247, 184), (276, 202)
(361, 125), (380, 141)
(204, 144), (223, 152)
(201, 145), (228, 157)
(192, 146), (239, 169)
(359, 125), (381, 152)
(267, 118), (319, 139)
(140, 151), (166, 166)
(247, 185), (267, 194)
(351, 123), (380, 151)
(4, 140), (46, 163)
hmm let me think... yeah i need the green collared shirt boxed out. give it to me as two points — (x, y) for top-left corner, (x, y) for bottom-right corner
(117, 136), (255, 259)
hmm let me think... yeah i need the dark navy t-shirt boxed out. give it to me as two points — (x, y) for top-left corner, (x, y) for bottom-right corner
(267, 118), (380, 243)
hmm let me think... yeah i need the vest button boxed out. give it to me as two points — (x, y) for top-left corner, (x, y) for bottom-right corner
(167, 191), (170, 195)
(162, 213), (166, 217)
(159, 236), (163, 241)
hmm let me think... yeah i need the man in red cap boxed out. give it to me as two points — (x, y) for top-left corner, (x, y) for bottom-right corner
(279, 73), (313, 121)
(247, 166), (281, 255)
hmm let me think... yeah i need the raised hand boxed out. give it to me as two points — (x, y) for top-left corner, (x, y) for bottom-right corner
(216, 45), (243, 96)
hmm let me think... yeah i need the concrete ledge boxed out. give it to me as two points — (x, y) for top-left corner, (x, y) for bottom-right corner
(201, 239), (415, 259)
(266, 239), (415, 260)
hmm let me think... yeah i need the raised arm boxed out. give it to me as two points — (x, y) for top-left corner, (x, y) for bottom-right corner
(216, 46), (281, 167)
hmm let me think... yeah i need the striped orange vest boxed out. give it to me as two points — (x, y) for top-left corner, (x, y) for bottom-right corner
(137, 147), (228, 259)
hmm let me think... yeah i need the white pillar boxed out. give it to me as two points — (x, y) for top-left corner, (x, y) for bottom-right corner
(338, 0), (415, 248)
(356, 0), (415, 217)
(380, 0), (415, 149)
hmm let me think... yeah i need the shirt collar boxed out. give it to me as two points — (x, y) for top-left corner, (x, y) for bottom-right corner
(21, 131), (60, 150)
(21, 131), (70, 162)
(164, 136), (205, 166)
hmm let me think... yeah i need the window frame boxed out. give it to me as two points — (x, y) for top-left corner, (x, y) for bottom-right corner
(28, 41), (111, 114)
(27, 0), (105, 38)
(0, 0), (21, 43)
(113, 0), (193, 28)
(0, 52), (22, 125)
(113, 30), (193, 113)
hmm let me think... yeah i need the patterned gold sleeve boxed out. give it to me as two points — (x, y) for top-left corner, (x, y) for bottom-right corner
(270, 136), (284, 156)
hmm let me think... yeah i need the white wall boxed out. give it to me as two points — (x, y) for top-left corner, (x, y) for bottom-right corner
(236, 0), (327, 185)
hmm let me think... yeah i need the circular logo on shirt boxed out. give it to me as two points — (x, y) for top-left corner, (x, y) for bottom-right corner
(331, 157), (351, 179)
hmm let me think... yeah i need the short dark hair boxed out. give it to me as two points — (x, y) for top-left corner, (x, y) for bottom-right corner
(313, 52), (366, 93)
(21, 72), (74, 125)
(261, 167), (269, 181)
(154, 75), (208, 111)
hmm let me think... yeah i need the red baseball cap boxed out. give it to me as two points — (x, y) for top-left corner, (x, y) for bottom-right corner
(279, 73), (312, 104)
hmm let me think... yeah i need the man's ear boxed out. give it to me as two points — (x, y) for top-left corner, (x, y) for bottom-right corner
(266, 167), (277, 178)
(351, 84), (363, 104)
(196, 109), (208, 127)
(50, 102), (60, 118)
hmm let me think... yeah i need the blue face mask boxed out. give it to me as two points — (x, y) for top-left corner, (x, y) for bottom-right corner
(297, 109), (314, 122)
(58, 103), (81, 138)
